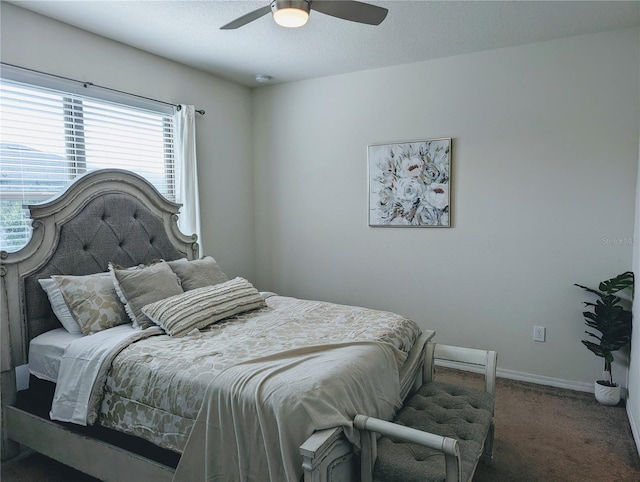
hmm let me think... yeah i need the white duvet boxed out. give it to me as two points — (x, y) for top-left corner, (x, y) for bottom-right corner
(173, 341), (403, 482)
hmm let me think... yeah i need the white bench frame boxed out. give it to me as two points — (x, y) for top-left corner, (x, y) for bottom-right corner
(355, 342), (498, 482)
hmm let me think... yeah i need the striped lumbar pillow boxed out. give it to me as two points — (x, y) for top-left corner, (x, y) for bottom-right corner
(141, 277), (266, 337)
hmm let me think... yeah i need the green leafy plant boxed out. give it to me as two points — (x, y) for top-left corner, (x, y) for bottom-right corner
(575, 271), (634, 386)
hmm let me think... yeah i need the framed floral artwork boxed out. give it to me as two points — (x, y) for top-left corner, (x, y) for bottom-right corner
(368, 138), (451, 227)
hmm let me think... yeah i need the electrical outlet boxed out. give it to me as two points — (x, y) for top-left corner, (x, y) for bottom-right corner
(533, 325), (546, 342)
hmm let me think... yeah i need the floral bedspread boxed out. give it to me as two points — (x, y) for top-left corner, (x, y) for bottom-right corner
(98, 295), (422, 452)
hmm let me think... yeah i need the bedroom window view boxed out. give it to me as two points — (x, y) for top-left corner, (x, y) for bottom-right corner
(0, 80), (176, 253)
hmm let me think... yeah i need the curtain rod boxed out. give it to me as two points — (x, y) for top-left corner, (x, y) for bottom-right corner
(0, 62), (205, 115)
(176, 105), (205, 115)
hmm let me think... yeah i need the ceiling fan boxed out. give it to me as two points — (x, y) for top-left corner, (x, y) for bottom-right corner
(221, 0), (388, 30)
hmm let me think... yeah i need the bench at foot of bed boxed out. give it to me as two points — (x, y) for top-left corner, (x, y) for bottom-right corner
(355, 343), (497, 482)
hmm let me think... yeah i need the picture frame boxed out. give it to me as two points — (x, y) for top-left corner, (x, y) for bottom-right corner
(368, 138), (451, 227)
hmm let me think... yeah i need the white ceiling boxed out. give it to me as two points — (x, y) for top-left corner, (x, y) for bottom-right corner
(8, 1), (640, 87)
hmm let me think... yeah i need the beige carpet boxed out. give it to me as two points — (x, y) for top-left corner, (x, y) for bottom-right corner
(2, 368), (639, 481)
(442, 367), (640, 482)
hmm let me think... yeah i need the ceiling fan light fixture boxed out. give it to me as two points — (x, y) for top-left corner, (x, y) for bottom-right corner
(271, 0), (310, 28)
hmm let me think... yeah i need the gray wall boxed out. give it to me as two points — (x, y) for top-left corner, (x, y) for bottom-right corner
(0, 3), (256, 281)
(252, 28), (640, 391)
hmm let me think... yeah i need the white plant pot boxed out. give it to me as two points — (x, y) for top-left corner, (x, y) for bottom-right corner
(594, 381), (621, 405)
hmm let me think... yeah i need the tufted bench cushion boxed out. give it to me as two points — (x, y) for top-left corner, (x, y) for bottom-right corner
(373, 380), (494, 482)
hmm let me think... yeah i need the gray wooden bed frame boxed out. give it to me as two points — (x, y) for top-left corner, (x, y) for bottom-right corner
(0, 168), (429, 482)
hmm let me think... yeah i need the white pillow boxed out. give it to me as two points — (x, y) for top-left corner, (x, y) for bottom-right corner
(38, 278), (83, 335)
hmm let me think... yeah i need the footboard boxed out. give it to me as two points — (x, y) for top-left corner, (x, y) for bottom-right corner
(8, 404), (353, 482)
(300, 427), (357, 482)
(300, 330), (433, 482)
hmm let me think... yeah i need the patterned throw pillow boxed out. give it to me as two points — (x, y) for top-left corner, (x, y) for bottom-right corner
(142, 277), (266, 337)
(110, 260), (183, 329)
(167, 256), (229, 291)
(52, 272), (129, 335)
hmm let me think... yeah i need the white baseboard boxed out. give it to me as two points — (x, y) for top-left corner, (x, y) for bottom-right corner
(495, 366), (598, 393)
(627, 404), (640, 458)
(15, 364), (29, 391)
(435, 360), (618, 395)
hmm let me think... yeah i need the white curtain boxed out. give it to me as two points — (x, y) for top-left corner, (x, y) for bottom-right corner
(175, 104), (202, 247)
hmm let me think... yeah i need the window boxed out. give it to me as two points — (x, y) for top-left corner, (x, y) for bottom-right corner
(0, 66), (176, 253)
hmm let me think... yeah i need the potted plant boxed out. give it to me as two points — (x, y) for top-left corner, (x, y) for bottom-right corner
(575, 271), (634, 405)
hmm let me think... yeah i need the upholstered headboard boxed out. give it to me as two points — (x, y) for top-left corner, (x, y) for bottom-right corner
(1, 169), (199, 370)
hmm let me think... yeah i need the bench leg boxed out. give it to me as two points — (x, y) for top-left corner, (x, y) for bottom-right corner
(482, 422), (495, 466)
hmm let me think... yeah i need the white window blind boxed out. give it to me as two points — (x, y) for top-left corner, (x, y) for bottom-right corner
(0, 70), (176, 253)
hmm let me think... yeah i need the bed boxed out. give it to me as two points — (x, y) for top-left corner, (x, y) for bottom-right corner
(0, 169), (432, 482)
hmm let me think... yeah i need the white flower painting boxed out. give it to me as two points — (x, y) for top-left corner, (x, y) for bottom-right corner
(368, 139), (451, 227)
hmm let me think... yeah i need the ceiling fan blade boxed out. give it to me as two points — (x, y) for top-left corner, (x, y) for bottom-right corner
(311, 1), (388, 25)
(220, 5), (271, 30)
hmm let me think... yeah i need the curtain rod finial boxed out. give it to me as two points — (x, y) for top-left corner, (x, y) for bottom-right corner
(176, 105), (204, 115)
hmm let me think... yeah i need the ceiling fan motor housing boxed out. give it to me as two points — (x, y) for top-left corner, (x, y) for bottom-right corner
(271, 0), (311, 15)
(271, 0), (311, 27)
